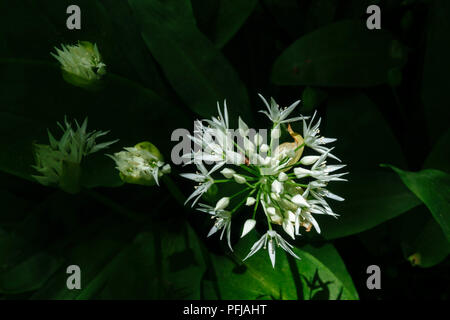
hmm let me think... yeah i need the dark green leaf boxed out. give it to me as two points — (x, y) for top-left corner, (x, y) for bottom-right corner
(404, 216), (450, 268)
(0, 252), (62, 294)
(205, 233), (358, 300)
(319, 171), (421, 240)
(384, 165), (450, 242)
(129, 0), (251, 121)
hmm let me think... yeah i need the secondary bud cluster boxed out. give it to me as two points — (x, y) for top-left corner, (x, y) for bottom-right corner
(32, 117), (117, 193)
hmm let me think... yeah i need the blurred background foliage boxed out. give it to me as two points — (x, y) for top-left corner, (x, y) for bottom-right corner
(0, 0), (449, 299)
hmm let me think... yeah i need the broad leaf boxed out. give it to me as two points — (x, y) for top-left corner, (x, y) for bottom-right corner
(318, 171), (421, 240)
(405, 217), (449, 268)
(423, 128), (450, 173)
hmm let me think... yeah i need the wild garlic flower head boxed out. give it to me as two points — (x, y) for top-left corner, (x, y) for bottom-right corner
(33, 117), (118, 193)
(51, 41), (106, 87)
(181, 94), (347, 267)
(109, 141), (171, 186)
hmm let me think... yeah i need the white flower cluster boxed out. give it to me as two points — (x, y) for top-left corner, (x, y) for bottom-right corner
(181, 95), (347, 267)
(51, 41), (106, 82)
(33, 117), (118, 189)
(109, 142), (171, 186)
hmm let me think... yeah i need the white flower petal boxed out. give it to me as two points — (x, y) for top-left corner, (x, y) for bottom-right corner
(268, 238), (276, 268)
(241, 219), (257, 238)
(282, 220), (295, 240)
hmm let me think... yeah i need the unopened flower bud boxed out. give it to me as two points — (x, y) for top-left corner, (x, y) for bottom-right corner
(267, 207), (277, 216)
(254, 133), (263, 146)
(278, 172), (288, 182)
(233, 174), (246, 184)
(271, 180), (284, 194)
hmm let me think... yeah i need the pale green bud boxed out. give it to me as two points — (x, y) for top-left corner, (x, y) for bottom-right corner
(109, 141), (169, 187)
(241, 219), (256, 238)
